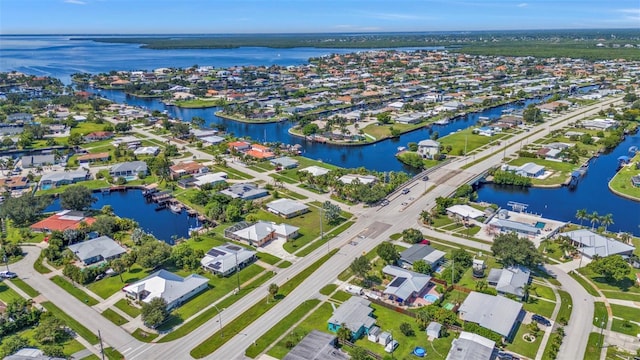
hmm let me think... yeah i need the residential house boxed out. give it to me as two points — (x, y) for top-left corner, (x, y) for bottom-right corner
(283, 330), (346, 360)
(457, 291), (524, 340)
(501, 162), (545, 178)
(382, 265), (433, 305)
(77, 152), (110, 165)
(133, 146), (160, 156)
(30, 210), (97, 233)
(110, 161), (148, 178)
(227, 141), (251, 152)
(4, 348), (66, 360)
(111, 136), (141, 149)
(399, 244), (446, 268)
(445, 332), (496, 360)
(0, 176), (30, 192)
(191, 172), (227, 189)
(487, 266), (531, 300)
(271, 156), (299, 169)
(170, 161), (209, 180)
(631, 175), (640, 187)
(67, 236), (126, 266)
(7, 113), (33, 123)
(446, 204), (485, 220)
(488, 211), (541, 237)
(246, 144), (276, 160)
(200, 243), (257, 277)
(220, 183), (268, 200)
(84, 131), (113, 142)
(558, 229), (635, 259)
(337, 174), (377, 185)
(581, 119), (618, 130)
(327, 296), (376, 340)
(21, 154), (57, 168)
(39, 169), (89, 188)
(417, 139), (440, 159)
(266, 198), (309, 218)
(201, 135), (225, 146)
(299, 165), (330, 177)
(228, 220), (299, 247)
(122, 269), (208, 310)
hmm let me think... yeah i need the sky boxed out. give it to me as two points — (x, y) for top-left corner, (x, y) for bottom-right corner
(1, 0), (639, 34)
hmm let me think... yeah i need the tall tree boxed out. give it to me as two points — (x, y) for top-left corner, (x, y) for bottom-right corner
(268, 283), (279, 301)
(600, 213), (614, 232)
(376, 242), (400, 265)
(141, 297), (169, 328)
(491, 233), (543, 268)
(60, 185), (96, 211)
(322, 201), (341, 225)
(589, 211), (600, 230)
(413, 259), (432, 275)
(588, 255), (630, 282)
(575, 208), (587, 227)
(350, 256), (371, 282)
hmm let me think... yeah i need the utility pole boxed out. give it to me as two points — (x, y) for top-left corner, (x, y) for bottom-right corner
(235, 252), (240, 293)
(98, 330), (105, 360)
(320, 207), (326, 253)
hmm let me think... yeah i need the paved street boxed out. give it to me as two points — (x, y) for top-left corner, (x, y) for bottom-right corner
(12, 95), (627, 359)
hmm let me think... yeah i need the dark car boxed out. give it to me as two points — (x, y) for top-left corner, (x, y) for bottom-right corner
(497, 352), (513, 360)
(422, 175), (429, 181)
(532, 314), (551, 326)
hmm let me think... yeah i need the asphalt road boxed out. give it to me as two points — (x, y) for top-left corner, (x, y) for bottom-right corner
(14, 95), (625, 360)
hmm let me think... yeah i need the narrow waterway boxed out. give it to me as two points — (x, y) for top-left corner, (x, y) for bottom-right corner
(477, 133), (640, 236)
(44, 189), (196, 243)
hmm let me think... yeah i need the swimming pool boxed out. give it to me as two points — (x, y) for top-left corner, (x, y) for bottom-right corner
(40, 184), (52, 190)
(424, 294), (439, 303)
(535, 221), (546, 229)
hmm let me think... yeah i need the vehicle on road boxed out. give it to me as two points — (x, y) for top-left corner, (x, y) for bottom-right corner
(531, 314), (551, 326)
(380, 199), (390, 206)
(401, 188), (410, 194)
(401, 202), (408, 206)
(0, 271), (17, 279)
(422, 175), (429, 181)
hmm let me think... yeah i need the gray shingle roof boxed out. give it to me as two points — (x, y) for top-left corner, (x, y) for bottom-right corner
(40, 169), (88, 184)
(110, 161), (148, 174)
(382, 265), (432, 300)
(487, 266), (530, 298)
(400, 244), (445, 265)
(328, 296), (376, 333)
(219, 183), (268, 199)
(458, 292), (523, 337)
(67, 236), (126, 263)
(446, 332), (496, 360)
(283, 330), (347, 360)
(122, 269), (208, 307)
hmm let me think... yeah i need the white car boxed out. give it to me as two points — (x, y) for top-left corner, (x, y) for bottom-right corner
(385, 340), (399, 353)
(0, 271), (17, 279)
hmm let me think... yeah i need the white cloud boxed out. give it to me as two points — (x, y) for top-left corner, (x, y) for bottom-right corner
(617, 8), (640, 20)
(517, 3), (528, 7)
(64, 0), (87, 4)
(361, 12), (432, 21)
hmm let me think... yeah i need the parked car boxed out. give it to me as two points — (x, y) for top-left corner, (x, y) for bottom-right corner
(532, 314), (551, 326)
(385, 339), (399, 353)
(0, 271), (17, 279)
(497, 351), (514, 360)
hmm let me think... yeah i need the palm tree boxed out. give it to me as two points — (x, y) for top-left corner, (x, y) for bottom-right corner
(575, 208), (588, 227)
(420, 210), (432, 225)
(600, 213), (614, 233)
(589, 211), (600, 230)
(475, 280), (488, 292)
(620, 232), (631, 244)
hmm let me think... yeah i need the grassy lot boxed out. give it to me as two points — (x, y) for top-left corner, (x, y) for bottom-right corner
(593, 302), (607, 328)
(249, 162), (276, 173)
(190, 250), (337, 357)
(319, 284), (338, 296)
(601, 290), (640, 302)
(87, 264), (151, 299)
(174, 98), (219, 108)
(295, 220), (354, 257)
(531, 284), (556, 302)
(51, 276), (99, 306)
(210, 164), (253, 180)
(539, 240), (573, 263)
(104, 347), (124, 360)
(115, 298), (141, 318)
(5, 220), (46, 243)
(556, 290), (572, 325)
(578, 267), (640, 295)
(610, 304), (640, 321)
(37, 179), (111, 195)
(102, 308), (128, 326)
(330, 290), (352, 302)
(584, 332), (602, 360)
(439, 127), (504, 155)
(611, 318), (640, 337)
(0, 282), (23, 303)
(506, 324), (542, 360)
(257, 252), (283, 266)
(270, 173), (298, 184)
(41, 301), (100, 345)
(432, 215), (455, 228)
(132, 328), (159, 342)
(506, 157), (578, 186)
(8, 278), (40, 297)
(245, 299), (321, 358)
(158, 270), (274, 342)
(609, 163), (640, 200)
(362, 122), (424, 140)
(267, 302), (334, 358)
(523, 297), (556, 318)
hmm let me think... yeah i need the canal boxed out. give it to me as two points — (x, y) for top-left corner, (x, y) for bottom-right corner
(45, 189), (197, 243)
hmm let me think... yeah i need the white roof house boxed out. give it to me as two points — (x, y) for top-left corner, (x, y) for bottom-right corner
(67, 236), (126, 265)
(299, 165), (330, 177)
(501, 162), (545, 178)
(418, 139), (440, 158)
(559, 229), (635, 258)
(220, 183), (268, 200)
(200, 243), (257, 277)
(338, 174), (377, 185)
(266, 198), (309, 218)
(446, 204), (485, 219)
(133, 146), (160, 156)
(457, 292), (523, 339)
(122, 270), (208, 310)
(193, 172), (227, 188)
(230, 221), (299, 247)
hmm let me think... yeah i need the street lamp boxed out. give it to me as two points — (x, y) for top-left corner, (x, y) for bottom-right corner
(214, 305), (225, 338)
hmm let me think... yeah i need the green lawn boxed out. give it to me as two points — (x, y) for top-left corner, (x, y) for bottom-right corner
(523, 297), (556, 318)
(569, 272), (600, 296)
(41, 301), (100, 345)
(0, 282), (23, 303)
(556, 290), (572, 326)
(294, 220), (354, 257)
(610, 304), (640, 321)
(330, 290), (351, 302)
(584, 332), (602, 360)
(158, 270), (274, 342)
(257, 252), (283, 265)
(104, 347), (124, 360)
(531, 284), (556, 302)
(593, 302), (607, 328)
(8, 278), (40, 297)
(319, 284), (338, 296)
(506, 157), (579, 186)
(267, 302), (335, 358)
(611, 318), (640, 337)
(33, 254), (52, 274)
(115, 298), (141, 318)
(601, 290), (640, 302)
(87, 265), (151, 299)
(439, 127), (504, 155)
(132, 328), (159, 342)
(506, 324), (542, 360)
(50, 276), (99, 306)
(102, 308), (128, 326)
(608, 154), (640, 200)
(245, 299), (320, 358)
(578, 267), (640, 295)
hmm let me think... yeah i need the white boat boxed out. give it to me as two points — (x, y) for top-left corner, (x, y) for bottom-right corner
(169, 203), (182, 214)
